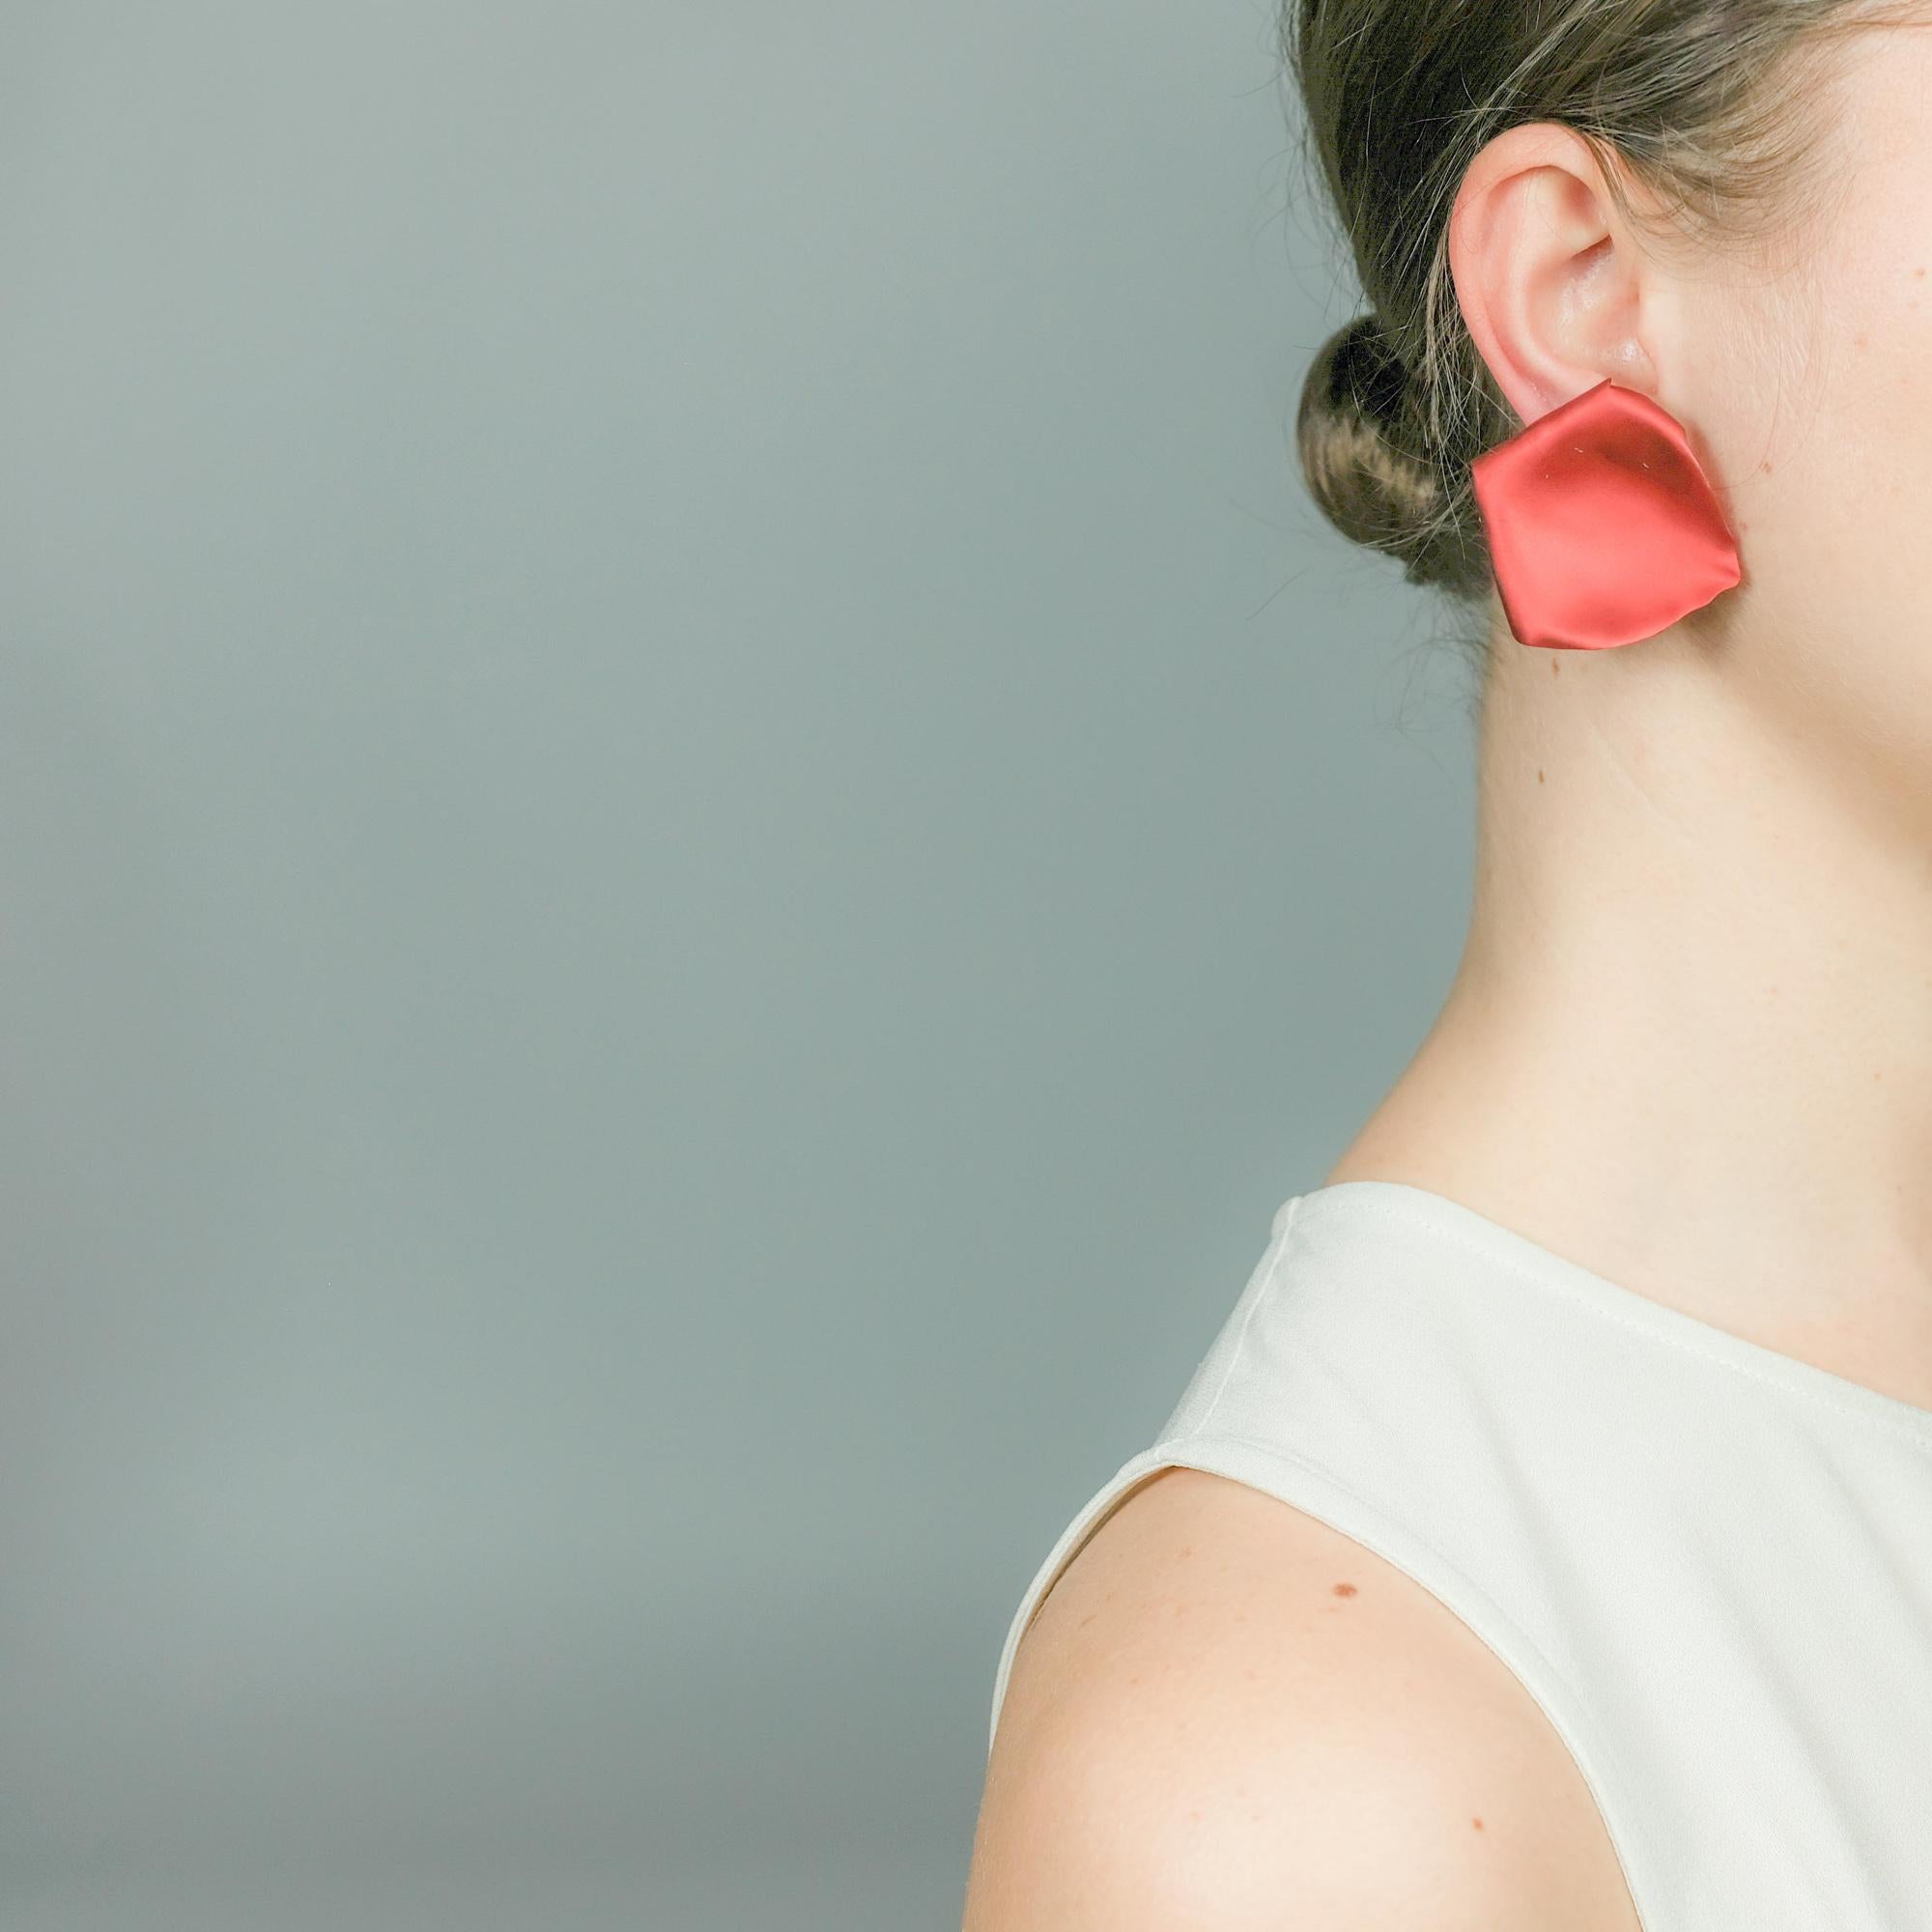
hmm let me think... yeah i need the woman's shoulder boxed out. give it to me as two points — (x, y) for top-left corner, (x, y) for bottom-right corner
(963, 1464), (1640, 1930)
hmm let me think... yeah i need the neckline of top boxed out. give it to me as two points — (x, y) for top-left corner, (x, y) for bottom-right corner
(1279, 1178), (1932, 1456)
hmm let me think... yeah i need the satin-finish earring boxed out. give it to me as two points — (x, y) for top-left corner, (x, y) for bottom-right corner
(1469, 377), (1743, 651)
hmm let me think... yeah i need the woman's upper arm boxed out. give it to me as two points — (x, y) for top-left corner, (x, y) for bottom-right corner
(960, 1465), (1640, 1932)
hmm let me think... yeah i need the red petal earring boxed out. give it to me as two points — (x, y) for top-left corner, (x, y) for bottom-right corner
(1469, 377), (1743, 651)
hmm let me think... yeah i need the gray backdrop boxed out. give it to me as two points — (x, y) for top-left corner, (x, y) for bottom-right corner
(0, 3), (1479, 1926)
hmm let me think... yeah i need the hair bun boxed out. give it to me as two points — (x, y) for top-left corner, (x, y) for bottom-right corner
(1295, 310), (1459, 585)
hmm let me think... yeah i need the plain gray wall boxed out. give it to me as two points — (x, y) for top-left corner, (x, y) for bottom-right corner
(0, 3), (1480, 1926)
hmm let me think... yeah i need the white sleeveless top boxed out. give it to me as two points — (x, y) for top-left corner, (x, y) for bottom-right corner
(986, 1179), (1932, 1930)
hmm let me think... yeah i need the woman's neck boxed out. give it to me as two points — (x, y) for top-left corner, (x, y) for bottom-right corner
(1324, 621), (1932, 1410)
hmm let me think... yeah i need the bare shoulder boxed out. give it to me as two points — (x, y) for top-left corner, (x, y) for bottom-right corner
(962, 1465), (1640, 1932)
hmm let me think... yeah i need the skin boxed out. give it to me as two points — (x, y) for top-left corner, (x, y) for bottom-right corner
(963, 1469), (1642, 1929)
(964, 21), (1932, 1927)
(1354, 20), (1932, 1414)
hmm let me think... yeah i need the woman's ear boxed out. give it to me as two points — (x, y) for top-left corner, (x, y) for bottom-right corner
(1449, 121), (1665, 427)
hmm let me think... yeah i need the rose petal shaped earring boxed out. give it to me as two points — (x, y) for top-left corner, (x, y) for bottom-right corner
(1468, 376), (1743, 650)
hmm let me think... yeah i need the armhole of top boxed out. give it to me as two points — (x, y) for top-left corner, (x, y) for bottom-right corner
(985, 1202), (1306, 1750)
(985, 1443), (1190, 1754)
(983, 1429), (1658, 1932)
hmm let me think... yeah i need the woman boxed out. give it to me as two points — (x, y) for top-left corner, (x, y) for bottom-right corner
(963, 4), (1932, 1927)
